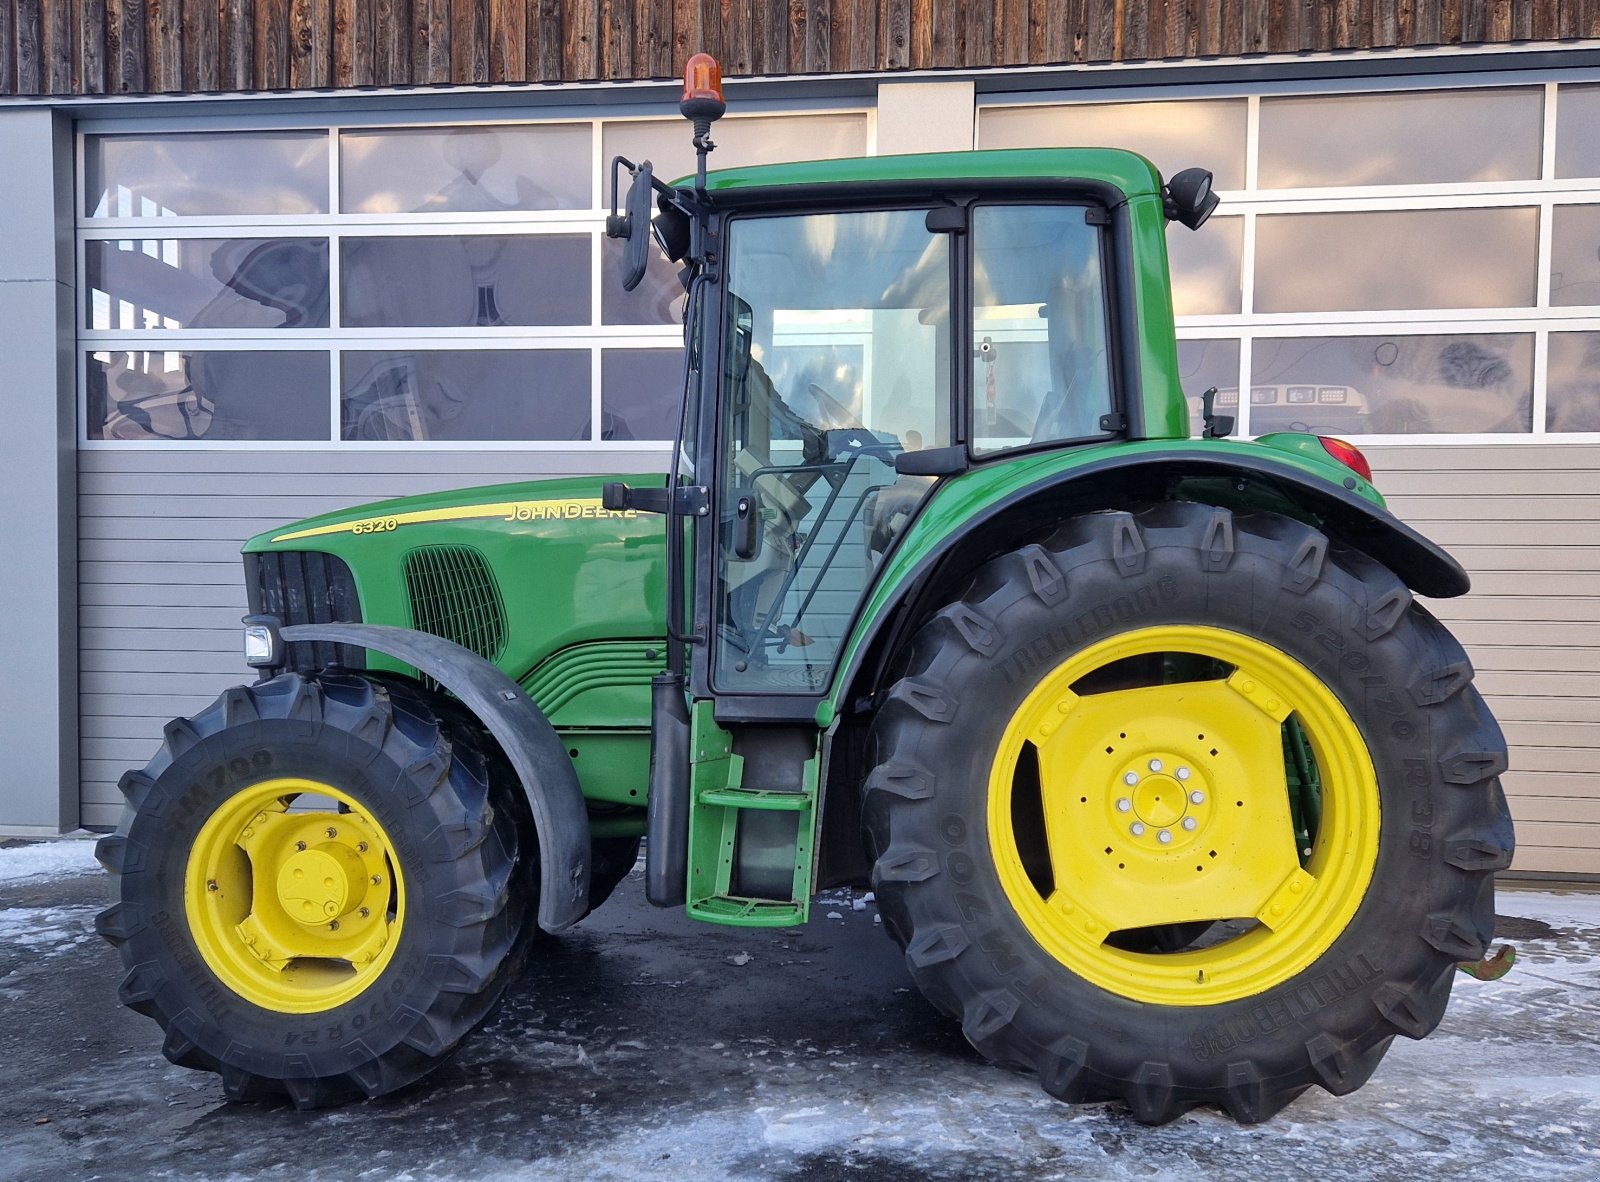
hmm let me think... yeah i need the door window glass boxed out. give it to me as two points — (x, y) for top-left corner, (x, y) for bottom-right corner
(715, 209), (951, 692)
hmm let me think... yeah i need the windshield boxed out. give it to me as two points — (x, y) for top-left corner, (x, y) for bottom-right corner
(714, 209), (952, 692)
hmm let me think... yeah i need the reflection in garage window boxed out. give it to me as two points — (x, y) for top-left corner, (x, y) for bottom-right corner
(86, 239), (330, 330)
(1176, 339), (1240, 436)
(1249, 335), (1533, 435)
(339, 125), (592, 213)
(1550, 205), (1600, 307)
(341, 236), (590, 327)
(601, 349), (684, 440)
(1548, 334), (1600, 432)
(86, 350), (331, 441)
(1168, 217), (1242, 317)
(84, 131), (329, 218)
(1255, 208), (1538, 313)
(340, 350), (590, 441)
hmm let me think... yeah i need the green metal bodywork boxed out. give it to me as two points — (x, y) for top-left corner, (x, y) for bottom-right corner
(240, 147), (1401, 921)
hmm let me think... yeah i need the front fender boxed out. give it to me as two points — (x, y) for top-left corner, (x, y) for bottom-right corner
(280, 622), (590, 932)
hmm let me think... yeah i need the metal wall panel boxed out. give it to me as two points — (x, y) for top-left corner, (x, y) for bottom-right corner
(74, 446), (667, 828)
(1368, 442), (1600, 876)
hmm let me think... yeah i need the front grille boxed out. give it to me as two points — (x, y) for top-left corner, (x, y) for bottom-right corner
(403, 545), (507, 667)
(244, 550), (365, 673)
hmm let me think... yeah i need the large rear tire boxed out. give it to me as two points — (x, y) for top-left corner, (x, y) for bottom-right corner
(865, 502), (1512, 1123)
(96, 672), (531, 1109)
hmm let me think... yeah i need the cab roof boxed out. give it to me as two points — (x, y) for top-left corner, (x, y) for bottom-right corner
(680, 147), (1166, 201)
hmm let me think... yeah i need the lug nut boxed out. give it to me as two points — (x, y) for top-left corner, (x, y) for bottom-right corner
(357, 841), (369, 853)
(1176, 767), (1191, 781)
(295, 840), (307, 851)
(371, 875), (382, 885)
(329, 920), (340, 931)
(206, 880), (218, 892)
(1123, 772), (1139, 786)
(1149, 758), (1163, 772)
(1182, 817), (1199, 831)
(1158, 829), (1173, 844)
(1115, 798), (1132, 813)
(359, 907), (371, 919)
(1130, 822), (1146, 837)
(1190, 791), (1205, 805)
(326, 827), (338, 839)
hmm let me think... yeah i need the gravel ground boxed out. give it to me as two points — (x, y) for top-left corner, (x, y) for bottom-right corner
(1, 837), (1597, 1182)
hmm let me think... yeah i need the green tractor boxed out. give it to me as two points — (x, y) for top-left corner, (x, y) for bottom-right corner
(97, 57), (1512, 1124)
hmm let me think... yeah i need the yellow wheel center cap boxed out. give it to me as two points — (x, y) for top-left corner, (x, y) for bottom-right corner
(1132, 776), (1184, 827)
(277, 844), (368, 925)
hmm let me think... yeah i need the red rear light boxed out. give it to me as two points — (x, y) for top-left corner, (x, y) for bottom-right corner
(1319, 436), (1373, 483)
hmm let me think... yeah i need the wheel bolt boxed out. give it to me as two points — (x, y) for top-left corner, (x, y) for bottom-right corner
(1123, 772), (1139, 786)
(295, 840), (307, 852)
(1190, 791), (1205, 805)
(1182, 817), (1198, 831)
(359, 907), (370, 919)
(1130, 822), (1146, 836)
(1176, 767), (1191, 781)
(1157, 829), (1173, 844)
(371, 875), (382, 885)
(357, 842), (369, 853)
(1148, 758), (1163, 772)
(1116, 798), (1132, 812)
(326, 827), (338, 839)
(329, 920), (340, 931)
(206, 880), (218, 892)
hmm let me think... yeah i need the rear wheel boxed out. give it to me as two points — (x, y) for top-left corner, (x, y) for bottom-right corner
(865, 503), (1512, 1123)
(96, 672), (531, 1109)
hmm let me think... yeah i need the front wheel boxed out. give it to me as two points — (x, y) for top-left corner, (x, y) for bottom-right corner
(96, 673), (531, 1109)
(865, 503), (1512, 1123)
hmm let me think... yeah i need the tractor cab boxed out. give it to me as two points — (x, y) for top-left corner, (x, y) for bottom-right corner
(600, 55), (1225, 923)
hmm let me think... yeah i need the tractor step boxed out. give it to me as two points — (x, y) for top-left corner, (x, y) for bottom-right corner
(685, 704), (819, 928)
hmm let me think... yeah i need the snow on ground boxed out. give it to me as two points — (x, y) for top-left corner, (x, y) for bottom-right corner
(0, 837), (101, 884)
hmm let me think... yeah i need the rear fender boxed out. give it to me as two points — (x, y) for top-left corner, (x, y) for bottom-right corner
(280, 622), (590, 932)
(831, 447), (1470, 713)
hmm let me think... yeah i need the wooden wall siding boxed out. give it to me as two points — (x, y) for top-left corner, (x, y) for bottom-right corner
(6, 0), (1600, 95)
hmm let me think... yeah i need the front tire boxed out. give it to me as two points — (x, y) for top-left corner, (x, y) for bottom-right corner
(96, 672), (531, 1109)
(865, 503), (1512, 1123)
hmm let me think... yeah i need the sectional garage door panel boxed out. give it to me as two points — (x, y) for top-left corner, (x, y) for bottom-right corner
(1370, 443), (1600, 876)
(76, 447), (667, 830)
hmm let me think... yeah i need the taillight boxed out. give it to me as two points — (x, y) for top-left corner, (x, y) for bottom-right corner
(1319, 436), (1373, 483)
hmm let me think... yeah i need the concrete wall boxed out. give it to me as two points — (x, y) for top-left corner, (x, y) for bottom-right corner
(0, 109), (77, 834)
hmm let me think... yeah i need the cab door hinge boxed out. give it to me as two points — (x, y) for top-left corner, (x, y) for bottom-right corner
(1098, 412), (1128, 433)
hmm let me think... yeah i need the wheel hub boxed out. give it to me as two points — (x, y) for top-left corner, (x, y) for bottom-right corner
(276, 843), (369, 924)
(1117, 753), (1208, 841)
(185, 778), (405, 1013)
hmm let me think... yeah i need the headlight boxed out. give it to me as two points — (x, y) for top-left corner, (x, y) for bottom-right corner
(242, 615), (284, 669)
(1318, 387), (1349, 404)
(1287, 386), (1317, 404)
(1251, 386), (1278, 405)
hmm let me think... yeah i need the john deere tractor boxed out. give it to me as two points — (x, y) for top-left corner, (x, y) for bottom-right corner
(97, 56), (1512, 1124)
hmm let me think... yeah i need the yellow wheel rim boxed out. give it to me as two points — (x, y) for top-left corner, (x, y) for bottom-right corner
(184, 778), (406, 1014)
(987, 625), (1380, 1006)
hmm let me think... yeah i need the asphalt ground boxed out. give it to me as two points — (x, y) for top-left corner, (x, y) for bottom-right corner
(2, 838), (1598, 1182)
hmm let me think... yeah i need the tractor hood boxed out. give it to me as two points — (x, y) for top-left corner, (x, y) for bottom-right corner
(242, 473), (669, 683)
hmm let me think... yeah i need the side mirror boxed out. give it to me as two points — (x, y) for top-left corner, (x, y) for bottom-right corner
(606, 158), (657, 292)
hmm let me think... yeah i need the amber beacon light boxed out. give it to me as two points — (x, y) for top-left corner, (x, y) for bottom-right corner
(680, 53), (726, 133)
